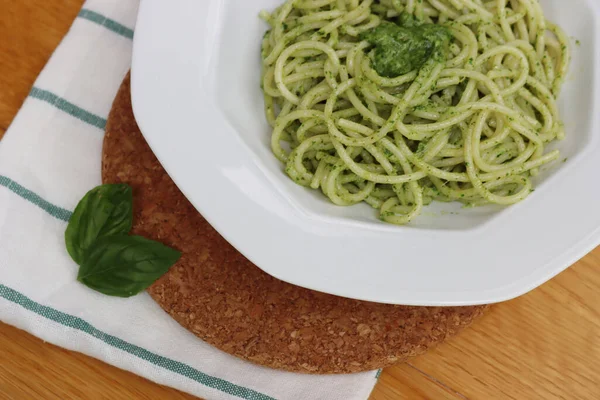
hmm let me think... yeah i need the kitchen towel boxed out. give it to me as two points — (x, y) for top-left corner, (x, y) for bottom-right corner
(0, 1), (379, 399)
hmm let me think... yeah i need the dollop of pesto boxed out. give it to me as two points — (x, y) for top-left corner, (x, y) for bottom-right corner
(359, 13), (452, 78)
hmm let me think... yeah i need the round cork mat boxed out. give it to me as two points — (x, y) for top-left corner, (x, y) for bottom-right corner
(101, 73), (487, 374)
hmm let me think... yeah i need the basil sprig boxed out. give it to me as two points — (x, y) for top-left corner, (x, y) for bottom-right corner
(65, 184), (181, 297)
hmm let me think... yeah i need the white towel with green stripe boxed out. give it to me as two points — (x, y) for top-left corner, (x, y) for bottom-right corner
(0, 1), (380, 399)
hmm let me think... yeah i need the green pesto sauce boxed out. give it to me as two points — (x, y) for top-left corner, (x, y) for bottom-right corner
(359, 13), (452, 78)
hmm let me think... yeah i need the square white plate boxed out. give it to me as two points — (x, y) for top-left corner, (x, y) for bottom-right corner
(131, 0), (600, 305)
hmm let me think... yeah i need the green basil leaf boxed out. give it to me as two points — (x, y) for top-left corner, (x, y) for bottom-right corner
(77, 235), (181, 298)
(65, 184), (133, 264)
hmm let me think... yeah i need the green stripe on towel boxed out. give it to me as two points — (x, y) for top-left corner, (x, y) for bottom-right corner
(29, 87), (107, 129)
(0, 284), (277, 400)
(0, 175), (72, 222)
(78, 9), (134, 39)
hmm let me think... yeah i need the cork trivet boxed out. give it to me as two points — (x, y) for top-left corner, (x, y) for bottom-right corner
(102, 73), (488, 374)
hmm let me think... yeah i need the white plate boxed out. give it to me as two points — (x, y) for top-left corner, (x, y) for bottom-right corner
(131, 0), (600, 305)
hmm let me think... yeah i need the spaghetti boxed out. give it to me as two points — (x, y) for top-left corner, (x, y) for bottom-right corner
(260, 0), (570, 225)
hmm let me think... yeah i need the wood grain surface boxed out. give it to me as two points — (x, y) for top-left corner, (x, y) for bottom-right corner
(1, 1), (599, 399)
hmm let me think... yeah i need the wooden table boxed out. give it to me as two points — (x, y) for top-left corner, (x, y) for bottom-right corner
(1, 1), (599, 399)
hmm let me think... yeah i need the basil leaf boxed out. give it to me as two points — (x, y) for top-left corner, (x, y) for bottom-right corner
(77, 235), (181, 298)
(65, 184), (133, 264)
